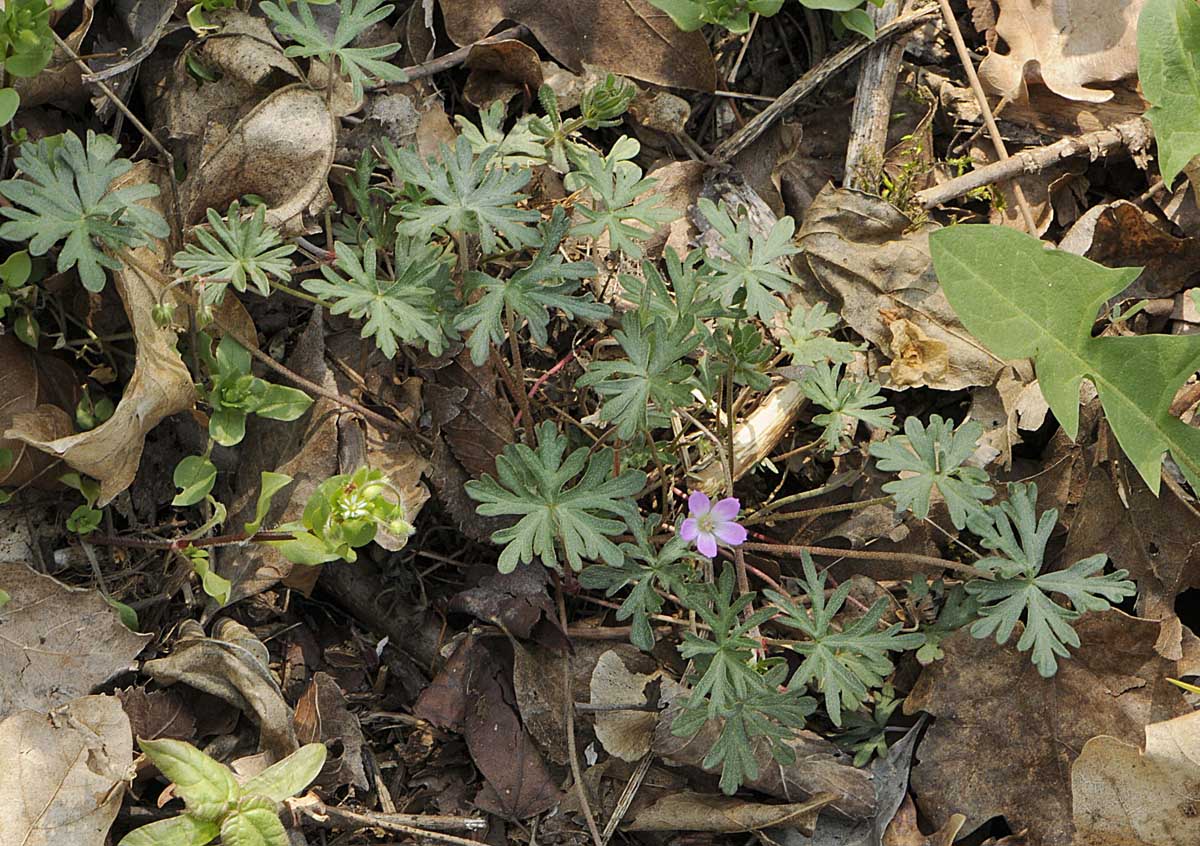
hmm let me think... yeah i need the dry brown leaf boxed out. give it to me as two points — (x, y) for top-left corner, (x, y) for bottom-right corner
(143, 619), (298, 759)
(0, 562), (150, 717)
(904, 611), (1186, 846)
(589, 649), (660, 762)
(0, 335), (76, 487)
(1060, 443), (1200, 661)
(627, 792), (829, 833)
(978, 0), (1144, 103)
(439, 0), (717, 91)
(5, 165), (194, 506)
(1060, 200), (1200, 300)
(797, 186), (1004, 391)
(181, 83), (336, 232)
(1071, 708), (1200, 846)
(0, 695), (131, 846)
(293, 672), (370, 792)
(877, 316), (950, 389)
(463, 39), (544, 107)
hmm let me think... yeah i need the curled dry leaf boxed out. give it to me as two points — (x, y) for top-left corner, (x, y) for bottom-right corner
(797, 186), (1004, 391)
(1071, 708), (1200, 846)
(0, 695), (132, 846)
(439, 0), (717, 91)
(0, 562), (150, 717)
(463, 39), (544, 107)
(589, 648), (660, 762)
(181, 83), (337, 232)
(904, 611), (1186, 846)
(978, 0), (1144, 103)
(5, 164), (194, 506)
(294, 672), (370, 791)
(0, 334), (76, 488)
(142, 619), (299, 759)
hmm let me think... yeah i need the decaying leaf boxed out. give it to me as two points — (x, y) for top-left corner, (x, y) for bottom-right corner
(904, 611), (1186, 846)
(797, 187), (1004, 391)
(978, 0), (1144, 102)
(181, 84), (336, 232)
(0, 695), (132, 846)
(0, 334), (76, 488)
(5, 165), (194, 506)
(589, 648), (660, 762)
(439, 0), (717, 91)
(627, 792), (829, 833)
(0, 562), (150, 717)
(1071, 708), (1200, 846)
(293, 672), (370, 791)
(142, 619), (299, 759)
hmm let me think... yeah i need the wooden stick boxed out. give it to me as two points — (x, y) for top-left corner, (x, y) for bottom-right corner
(934, 0), (1037, 233)
(843, 1), (909, 189)
(916, 116), (1151, 209)
(713, 9), (937, 161)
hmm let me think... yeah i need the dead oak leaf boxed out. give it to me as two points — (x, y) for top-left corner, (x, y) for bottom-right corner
(439, 0), (717, 92)
(978, 0), (1144, 103)
(0, 562), (150, 717)
(1072, 708), (1200, 846)
(904, 611), (1186, 846)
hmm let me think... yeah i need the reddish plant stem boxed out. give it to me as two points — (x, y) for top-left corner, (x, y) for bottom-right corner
(514, 350), (576, 426)
(89, 531), (294, 551)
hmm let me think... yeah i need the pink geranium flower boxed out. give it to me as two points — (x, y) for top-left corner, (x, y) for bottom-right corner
(679, 491), (747, 558)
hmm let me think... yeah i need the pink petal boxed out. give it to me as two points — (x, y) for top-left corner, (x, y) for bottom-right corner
(696, 532), (718, 558)
(679, 517), (700, 542)
(688, 490), (711, 516)
(714, 521), (747, 547)
(711, 497), (741, 522)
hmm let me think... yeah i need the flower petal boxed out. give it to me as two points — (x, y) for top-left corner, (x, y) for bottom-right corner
(688, 490), (711, 516)
(696, 532), (718, 558)
(711, 497), (741, 522)
(679, 517), (700, 542)
(714, 521), (747, 547)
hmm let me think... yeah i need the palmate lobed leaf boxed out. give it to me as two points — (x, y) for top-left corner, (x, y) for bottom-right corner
(173, 200), (295, 306)
(0, 130), (168, 292)
(931, 224), (1200, 494)
(1138, 0), (1200, 187)
(698, 197), (800, 322)
(964, 483), (1137, 677)
(260, 0), (407, 100)
(767, 553), (923, 726)
(465, 421), (645, 572)
(799, 362), (895, 452)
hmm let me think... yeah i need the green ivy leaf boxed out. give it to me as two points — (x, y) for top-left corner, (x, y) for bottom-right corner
(930, 224), (1200, 493)
(244, 471), (293, 534)
(767, 553), (924, 726)
(118, 814), (221, 846)
(138, 738), (240, 822)
(1138, 0), (1200, 186)
(241, 743), (327, 801)
(173, 455), (218, 507)
(869, 414), (994, 529)
(465, 420), (645, 572)
(964, 483), (1137, 677)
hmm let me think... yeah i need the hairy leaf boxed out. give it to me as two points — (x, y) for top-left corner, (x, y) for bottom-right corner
(869, 415), (994, 529)
(241, 743), (327, 801)
(767, 553), (924, 726)
(698, 197), (799, 322)
(964, 483), (1137, 676)
(569, 145), (678, 258)
(173, 200), (295, 306)
(578, 316), (700, 439)
(931, 224), (1200, 493)
(781, 302), (860, 366)
(799, 362), (895, 452)
(455, 206), (605, 366)
(465, 420), (645, 572)
(302, 238), (449, 358)
(0, 130), (168, 292)
(386, 136), (540, 254)
(138, 738), (240, 822)
(260, 0), (406, 100)
(118, 815), (221, 846)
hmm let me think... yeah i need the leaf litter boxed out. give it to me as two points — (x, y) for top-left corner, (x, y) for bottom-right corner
(4, 1), (1200, 845)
